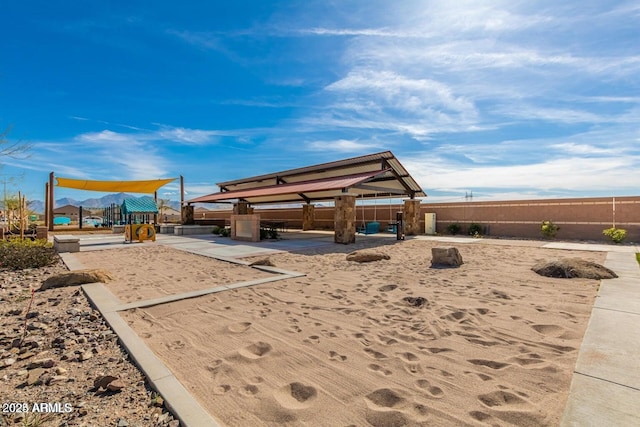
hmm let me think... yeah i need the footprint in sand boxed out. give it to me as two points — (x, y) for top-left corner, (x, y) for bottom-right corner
(531, 324), (564, 335)
(478, 390), (528, 408)
(365, 389), (409, 427)
(239, 384), (259, 396)
(395, 352), (419, 362)
(378, 284), (398, 292)
(304, 335), (320, 344)
(368, 364), (392, 376)
(328, 351), (347, 361)
(213, 384), (231, 395)
(227, 322), (252, 333)
(415, 380), (444, 398)
(239, 341), (273, 359)
(275, 382), (318, 409)
(166, 340), (185, 350)
(364, 348), (388, 360)
(468, 359), (510, 370)
(469, 411), (492, 422)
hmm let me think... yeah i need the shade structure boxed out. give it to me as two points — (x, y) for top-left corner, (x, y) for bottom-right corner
(56, 177), (176, 194)
(188, 151), (426, 205)
(121, 197), (159, 215)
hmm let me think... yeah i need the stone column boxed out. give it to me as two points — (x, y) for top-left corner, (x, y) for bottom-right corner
(403, 199), (422, 236)
(334, 195), (356, 244)
(233, 201), (250, 215)
(181, 205), (194, 225)
(302, 204), (315, 230)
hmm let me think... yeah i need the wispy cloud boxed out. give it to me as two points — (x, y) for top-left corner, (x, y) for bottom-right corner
(305, 138), (382, 152)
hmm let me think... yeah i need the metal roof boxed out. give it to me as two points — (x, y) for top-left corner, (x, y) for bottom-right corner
(121, 197), (159, 214)
(187, 151), (426, 205)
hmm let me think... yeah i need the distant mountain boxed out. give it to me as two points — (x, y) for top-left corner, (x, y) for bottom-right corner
(27, 193), (182, 214)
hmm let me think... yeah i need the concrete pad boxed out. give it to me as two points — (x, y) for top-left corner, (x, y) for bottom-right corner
(58, 253), (86, 271)
(561, 374), (640, 427)
(573, 308), (640, 389)
(595, 278), (640, 314)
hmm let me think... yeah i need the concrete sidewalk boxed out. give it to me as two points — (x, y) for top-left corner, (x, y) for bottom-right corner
(561, 250), (640, 426)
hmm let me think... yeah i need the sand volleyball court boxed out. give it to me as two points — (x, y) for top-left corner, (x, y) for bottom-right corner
(82, 239), (604, 426)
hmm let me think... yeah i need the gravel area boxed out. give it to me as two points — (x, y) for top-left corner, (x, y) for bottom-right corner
(0, 259), (180, 427)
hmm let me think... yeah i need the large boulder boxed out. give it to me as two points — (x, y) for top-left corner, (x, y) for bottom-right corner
(431, 247), (463, 268)
(532, 258), (617, 279)
(39, 269), (113, 290)
(346, 250), (390, 263)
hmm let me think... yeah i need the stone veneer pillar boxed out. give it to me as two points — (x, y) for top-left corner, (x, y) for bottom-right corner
(233, 201), (251, 215)
(302, 204), (315, 230)
(334, 195), (356, 244)
(403, 199), (422, 236)
(181, 205), (195, 225)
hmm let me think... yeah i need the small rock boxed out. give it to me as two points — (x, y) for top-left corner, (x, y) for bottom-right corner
(55, 366), (68, 375)
(26, 367), (45, 386)
(28, 358), (56, 369)
(47, 375), (69, 385)
(346, 251), (390, 263)
(94, 374), (119, 389)
(168, 420), (180, 427)
(117, 419), (129, 427)
(39, 269), (114, 290)
(1, 357), (16, 367)
(431, 246), (464, 268)
(79, 351), (93, 361)
(107, 379), (125, 392)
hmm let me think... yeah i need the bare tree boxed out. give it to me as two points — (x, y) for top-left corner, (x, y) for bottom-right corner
(1, 125), (32, 160)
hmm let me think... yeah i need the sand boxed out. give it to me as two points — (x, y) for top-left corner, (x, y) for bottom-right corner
(74, 245), (276, 304)
(84, 239), (604, 426)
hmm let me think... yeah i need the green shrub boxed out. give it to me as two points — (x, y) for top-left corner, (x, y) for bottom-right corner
(603, 227), (626, 244)
(218, 227), (231, 237)
(260, 228), (279, 240)
(635, 253), (640, 266)
(0, 238), (59, 270)
(541, 220), (559, 238)
(447, 223), (461, 235)
(212, 226), (221, 235)
(468, 223), (482, 237)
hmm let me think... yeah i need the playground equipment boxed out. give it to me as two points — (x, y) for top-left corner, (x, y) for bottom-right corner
(124, 223), (156, 242)
(121, 198), (159, 243)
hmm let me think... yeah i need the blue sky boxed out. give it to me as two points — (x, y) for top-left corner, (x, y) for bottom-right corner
(1, 1), (639, 205)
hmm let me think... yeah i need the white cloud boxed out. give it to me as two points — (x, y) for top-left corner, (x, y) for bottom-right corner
(306, 139), (382, 152)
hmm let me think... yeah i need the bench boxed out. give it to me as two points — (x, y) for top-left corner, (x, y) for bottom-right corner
(53, 235), (80, 253)
(357, 221), (380, 235)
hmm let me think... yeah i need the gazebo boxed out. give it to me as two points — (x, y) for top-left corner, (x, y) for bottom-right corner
(186, 151), (426, 243)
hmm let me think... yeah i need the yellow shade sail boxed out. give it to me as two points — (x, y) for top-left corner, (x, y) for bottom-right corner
(55, 177), (177, 194)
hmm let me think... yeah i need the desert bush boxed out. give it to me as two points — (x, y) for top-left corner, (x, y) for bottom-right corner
(212, 226), (221, 235)
(0, 238), (59, 270)
(218, 227), (231, 237)
(447, 223), (461, 235)
(541, 220), (559, 238)
(603, 227), (626, 244)
(468, 223), (482, 237)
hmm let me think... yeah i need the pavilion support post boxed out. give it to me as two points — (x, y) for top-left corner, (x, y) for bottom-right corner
(403, 198), (422, 236)
(334, 195), (356, 244)
(48, 172), (54, 231)
(180, 175), (184, 224)
(44, 182), (49, 228)
(181, 204), (194, 225)
(233, 201), (250, 215)
(302, 204), (315, 231)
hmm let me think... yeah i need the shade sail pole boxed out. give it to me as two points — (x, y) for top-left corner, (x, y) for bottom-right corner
(48, 172), (54, 231)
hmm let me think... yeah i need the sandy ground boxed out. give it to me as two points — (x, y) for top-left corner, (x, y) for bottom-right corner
(92, 239), (604, 426)
(74, 245), (275, 304)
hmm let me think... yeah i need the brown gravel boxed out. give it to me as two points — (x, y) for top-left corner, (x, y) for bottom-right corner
(0, 258), (179, 427)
